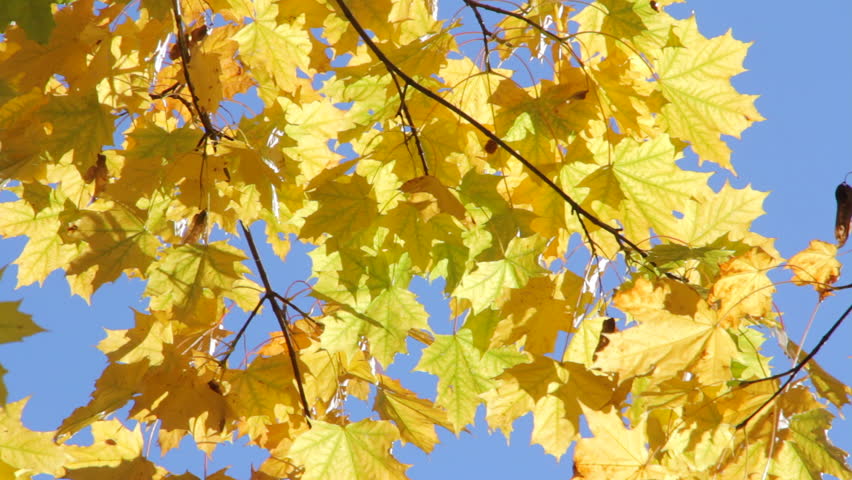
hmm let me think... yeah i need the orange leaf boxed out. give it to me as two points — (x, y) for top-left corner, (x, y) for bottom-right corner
(786, 240), (840, 297)
(400, 175), (468, 223)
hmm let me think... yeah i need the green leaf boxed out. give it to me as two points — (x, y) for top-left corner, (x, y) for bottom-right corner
(454, 235), (547, 313)
(415, 329), (527, 432)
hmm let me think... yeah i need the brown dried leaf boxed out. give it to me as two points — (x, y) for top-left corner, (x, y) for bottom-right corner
(835, 182), (852, 247)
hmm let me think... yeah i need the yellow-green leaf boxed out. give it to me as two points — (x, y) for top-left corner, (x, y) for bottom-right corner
(288, 419), (408, 480)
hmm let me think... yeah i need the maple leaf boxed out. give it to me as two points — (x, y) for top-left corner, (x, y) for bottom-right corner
(786, 240), (841, 296)
(233, 0), (312, 95)
(288, 419), (408, 480)
(771, 409), (852, 480)
(0, 0), (56, 44)
(144, 241), (260, 326)
(454, 235), (548, 314)
(225, 354), (302, 426)
(57, 360), (148, 440)
(578, 134), (711, 242)
(64, 419), (167, 480)
(708, 247), (776, 327)
(0, 398), (67, 477)
(375, 375), (452, 453)
(416, 329), (527, 432)
(63, 202), (160, 301)
(657, 16), (764, 170)
(601, 281), (738, 384)
(0, 183), (82, 287)
(573, 410), (672, 480)
(0, 300), (44, 343)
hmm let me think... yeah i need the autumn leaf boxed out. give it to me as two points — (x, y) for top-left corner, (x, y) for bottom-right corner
(657, 16), (764, 170)
(786, 240), (841, 296)
(288, 419), (408, 480)
(64, 419), (167, 480)
(375, 375), (452, 453)
(0, 398), (67, 476)
(0, 1), (847, 478)
(836, 182), (852, 247)
(573, 410), (672, 480)
(416, 329), (527, 432)
(0, 300), (44, 343)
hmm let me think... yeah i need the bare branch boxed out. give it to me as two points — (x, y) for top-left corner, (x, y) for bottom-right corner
(736, 302), (852, 429)
(240, 221), (313, 426)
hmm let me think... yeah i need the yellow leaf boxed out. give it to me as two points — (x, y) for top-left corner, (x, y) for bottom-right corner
(63, 201), (160, 301)
(130, 348), (230, 454)
(233, 2), (311, 94)
(301, 174), (379, 244)
(57, 361), (148, 441)
(499, 276), (573, 355)
(0, 300), (44, 343)
(454, 235), (548, 314)
(784, 339), (852, 410)
(0, 398), (67, 477)
(771, 409), (852, 480)
(144, 241), (259, 325)
(186, 47), (223, 114)
(64, 419), (143, 470)
(672, 182), (768, 246)
(598, 298), (737, 384)
(288, 419), (408, 480)
(415, 329), (527, 432)
(39, 93), (114, 173)
(374, 375), (452, 453)
(400, 175), (468, 224)
(658, 16), (764, 170)
(709, 247), (776, 328)
(786, 240), (840, 296)
(573, 410), (671, 480)
(97, 310), (173, 366)
(225, 354), (302, 426)
(531, 394), (577, 459)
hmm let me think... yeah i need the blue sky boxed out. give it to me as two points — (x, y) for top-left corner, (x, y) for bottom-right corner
(1, 0), (851, 478)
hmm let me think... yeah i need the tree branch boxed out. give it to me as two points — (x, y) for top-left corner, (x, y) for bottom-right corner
(239, 221), (313, 426)
(736, 302), (852, 429)
(390, 77), (429, 176)
(332, 0), (649, 259)
(219, 295), (266, 368)
(169, 0), (229, 142)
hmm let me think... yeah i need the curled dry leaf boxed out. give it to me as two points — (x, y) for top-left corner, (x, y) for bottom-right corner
(83, 153), (109, 199)
(181, 209), (208, 244)
(835, 182), (852, 247)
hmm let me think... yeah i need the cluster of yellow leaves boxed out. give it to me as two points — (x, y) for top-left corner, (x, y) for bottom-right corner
(0, 0), (849, 479)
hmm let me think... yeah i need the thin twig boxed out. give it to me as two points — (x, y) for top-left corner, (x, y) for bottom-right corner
(219, 295), (266, 367)
(390, 77), (429, 175)
(463, 0), (493, 71)
(332, 0), (649, 260)
(239, 221), (313, 426)
(271, 291), (318, 324)
(736, 302), (852, 429)
(169, 0), (225, 141)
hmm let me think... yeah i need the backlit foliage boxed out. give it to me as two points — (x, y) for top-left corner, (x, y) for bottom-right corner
(0, 0), (849, 478)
